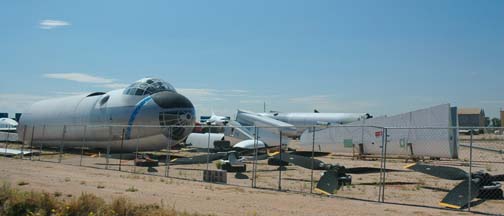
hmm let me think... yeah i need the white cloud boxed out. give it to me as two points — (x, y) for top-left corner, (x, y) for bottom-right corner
(0, 93), (51, 115)
(50, 91), (90, 96)
(480, 100), (504, 104)
(239, 99), (265, 104)
(177, 88), (250, 97)
(39, 19), (71, 29)
(177, 88), (217, 97)
(44, 73), (114, 84)
(288, 95), (332, 104)
(43, 73), (128, 89)
(287, 95), (377, 113)
(230, 89), (249, 94)
(101, 83), (129, 89)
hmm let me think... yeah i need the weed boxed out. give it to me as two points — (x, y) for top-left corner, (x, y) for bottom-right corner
(0, 182), (208, 215)
(64, 177), (71, 182)
(302, 183), (309, 192)
(126, 186), (138, 192)
(97, 184), (105, 189)
(417, 178), (426, 185)
(214, 160), (223, 170)
(486, 165), (493, 172)
(204, 184), (214, 191)
(247, 210), (258, 216)
(415, 185), (421, 191)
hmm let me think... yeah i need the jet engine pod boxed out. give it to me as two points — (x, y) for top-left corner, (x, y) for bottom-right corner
(233, 140), (266, 150)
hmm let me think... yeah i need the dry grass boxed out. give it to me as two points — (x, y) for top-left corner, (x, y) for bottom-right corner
(126, 186), (139, 192)
(0, 182), (211, 216)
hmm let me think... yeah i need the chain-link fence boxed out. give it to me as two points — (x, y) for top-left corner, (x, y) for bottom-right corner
(1, 124), (503, 215)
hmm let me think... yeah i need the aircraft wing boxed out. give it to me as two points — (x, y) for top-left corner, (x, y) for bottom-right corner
(223, 119), (290, 147)
(0, 148), (31, 156)
(220, 110), (295, 147)
(0, 127), (16, 132)
(236, 109), (297, 137)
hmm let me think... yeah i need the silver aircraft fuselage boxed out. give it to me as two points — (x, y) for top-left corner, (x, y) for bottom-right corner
(18, 78), (195, 152)
(257, 112), (371, 137)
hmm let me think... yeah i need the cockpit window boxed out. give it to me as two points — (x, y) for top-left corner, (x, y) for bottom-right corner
(122, 78), (176, 96)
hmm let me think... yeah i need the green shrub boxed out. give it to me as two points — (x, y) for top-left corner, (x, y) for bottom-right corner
(214, 160), (223, 169)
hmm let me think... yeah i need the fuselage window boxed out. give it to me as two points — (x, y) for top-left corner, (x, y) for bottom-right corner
(135, 89), (145, 96)
(100, 95), (110, 106)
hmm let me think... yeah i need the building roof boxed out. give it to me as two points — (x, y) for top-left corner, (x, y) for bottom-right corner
(457, 108), (483, 115)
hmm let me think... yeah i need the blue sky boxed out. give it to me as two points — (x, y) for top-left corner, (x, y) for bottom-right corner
(1, 0), (503, 118)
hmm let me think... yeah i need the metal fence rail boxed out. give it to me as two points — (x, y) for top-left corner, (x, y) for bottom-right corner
(1, 125), (503, 215)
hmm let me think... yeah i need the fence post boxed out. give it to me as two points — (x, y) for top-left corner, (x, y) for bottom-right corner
(359, 124), (365, 159)
(106, 126), (112, 170)
(4, 125), (10, 156)
(278, 130), (282, 191)
(378, 127), (387, 202)
(468, 128), (474, 212)
(39, 125), (46, 161)
(29, 125), (35, 160)
(378, 130), (382, 202)
(80, 125), (87, 166)
(20, 125), (27, 160)
(381, 128), (388, 202)
(134, 128), (140, 174)
(252, 126), (258, 188)
(310, 126), (315, 194)
(106, 144), (110, 170)
(58, 125), (67, 163)
(206, 126), (211, 171)
(119, 128), (125, 172)
(165, 126), (172, 177)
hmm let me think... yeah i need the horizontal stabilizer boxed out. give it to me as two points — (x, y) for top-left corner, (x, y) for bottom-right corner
(440, 179), (480, 209)
(404, 163), (468, 180)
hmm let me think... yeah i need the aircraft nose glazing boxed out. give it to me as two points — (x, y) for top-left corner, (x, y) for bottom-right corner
(152, 91), (195, 141)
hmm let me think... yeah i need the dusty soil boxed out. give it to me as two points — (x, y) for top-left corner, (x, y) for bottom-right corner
(0, 157), (485, 216)
(1, 136), (503, 215)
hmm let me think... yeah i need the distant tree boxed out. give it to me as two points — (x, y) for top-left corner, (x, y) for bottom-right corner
(491, 118), (501, 127)
(485, 117), (491, 127)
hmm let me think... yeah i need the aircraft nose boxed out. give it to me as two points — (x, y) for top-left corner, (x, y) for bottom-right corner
(151, 91), (194, 109)
(153, 91), (195, 141)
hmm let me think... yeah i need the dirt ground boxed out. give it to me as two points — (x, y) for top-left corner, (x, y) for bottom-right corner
(0, 157), (486, 216)
(1, 136), (503, 215)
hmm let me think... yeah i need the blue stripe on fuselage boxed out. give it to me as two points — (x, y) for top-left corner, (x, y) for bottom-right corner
(125, 96), (153, 140)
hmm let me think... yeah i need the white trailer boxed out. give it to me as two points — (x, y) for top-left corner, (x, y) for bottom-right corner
(300, 104), (458, 158)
